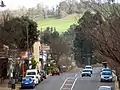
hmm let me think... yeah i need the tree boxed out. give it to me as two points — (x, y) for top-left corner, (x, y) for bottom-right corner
(31, 57), (38, 69)
(58, 1), (69, 18)
(50, 38), (71, 65)
(40, 27), (71, 65)
(0, 14), (39, 50)
(77, 1), (120, 80)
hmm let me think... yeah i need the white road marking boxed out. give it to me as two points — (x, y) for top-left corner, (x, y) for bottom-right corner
(71, 77), (78, 90)
(60, 75), (78, 90)
(74, 74), (77, 77)
(60, 77), (71, 90)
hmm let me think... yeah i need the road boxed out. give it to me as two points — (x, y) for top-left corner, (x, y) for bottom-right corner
(73, 67), (115, 90)
(20, 67), (115, 90)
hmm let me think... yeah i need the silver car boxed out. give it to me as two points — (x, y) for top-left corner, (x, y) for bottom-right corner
(100, 71), (113, 82)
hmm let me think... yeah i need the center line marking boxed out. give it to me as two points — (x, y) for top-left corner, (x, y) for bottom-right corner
(75, 74), (77, 77)
(71, 77), (78, 90)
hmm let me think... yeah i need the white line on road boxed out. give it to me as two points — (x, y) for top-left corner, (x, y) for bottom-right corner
(71, 77), (78, 90)
(60, 77), (71, 90)
(74, 74), (77, 77)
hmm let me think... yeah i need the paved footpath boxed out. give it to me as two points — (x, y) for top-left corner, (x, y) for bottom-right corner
(0, 79), (20, 90)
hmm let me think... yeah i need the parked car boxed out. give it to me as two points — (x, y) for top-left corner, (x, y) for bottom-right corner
(81, 69), (92, 77)
(21, 77), (35, 89)
(51, 68), (60, 76)
(25, 69), (41, 84)
(85, 65), (93, 74)
(100, 71), (113, 82)
(40, 70), (47, 79)
(98, 86), (114, 90)
(25, 75), (39, 85)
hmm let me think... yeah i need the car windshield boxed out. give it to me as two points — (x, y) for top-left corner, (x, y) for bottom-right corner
(103, 69), (111, 71)
(27, 72), (36, 75)
(83, 70), (90, 72)
(99, 87), (111, 90)
(102, 72), (112, 75)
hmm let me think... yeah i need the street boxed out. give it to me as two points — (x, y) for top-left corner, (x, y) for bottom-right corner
(20, 67), (115, 90)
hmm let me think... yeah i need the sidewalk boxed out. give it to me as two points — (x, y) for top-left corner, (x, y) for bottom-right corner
(114, 76), (119, 90)
(0, 79), (20, 90)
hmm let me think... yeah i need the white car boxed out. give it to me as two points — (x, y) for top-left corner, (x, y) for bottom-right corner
(85, 65), (93, 74)
(25, 69), (41, 85)
(98, 86), (113, 90)
(81, 69), (91, 77)
(100, 71), (113, 82)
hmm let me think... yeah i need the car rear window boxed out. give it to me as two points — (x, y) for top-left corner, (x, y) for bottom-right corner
(27, 72), (36, 75)
(83, 70), (90, 72)
(26, 76), (34, 78)
(23, 78), (32, 81)
(85, 66), (92, 69)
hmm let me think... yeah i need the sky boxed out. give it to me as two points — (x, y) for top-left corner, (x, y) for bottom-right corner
(1, 0), (64, 10)
(1, 0), (120, 10)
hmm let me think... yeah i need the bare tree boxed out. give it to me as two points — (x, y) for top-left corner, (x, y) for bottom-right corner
(78, 0), (120, 78)
(50, 38), (71, 65)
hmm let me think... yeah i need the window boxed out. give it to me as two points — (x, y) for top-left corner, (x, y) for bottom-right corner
(83, 70), (90, 72)
(102, 72), (112, 75)
(27, 72), (36, 75)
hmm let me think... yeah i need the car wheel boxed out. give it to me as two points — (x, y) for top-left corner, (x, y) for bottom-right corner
(100, 79), (103, 82)
(82, 75), (83, 77)
(32, 86), (35, 89)
(89, 75), (91, 77)
(41, 78), (43, 81)
(44, 76), (47, 79)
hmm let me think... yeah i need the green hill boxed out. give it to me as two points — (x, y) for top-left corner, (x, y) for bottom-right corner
(37, 14), (81, 32)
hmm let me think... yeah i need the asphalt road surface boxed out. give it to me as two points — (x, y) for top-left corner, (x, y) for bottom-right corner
(73, 67), (115, 90)
(20, 67), (115, 90)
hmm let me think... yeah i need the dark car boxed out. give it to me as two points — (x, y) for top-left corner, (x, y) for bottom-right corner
(21, 77), (35, 89)
(51, 68), (60, 76)
(40, 70), (47, 79)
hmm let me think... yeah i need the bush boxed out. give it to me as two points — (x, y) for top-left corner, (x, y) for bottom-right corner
(31, 57), (38, 69)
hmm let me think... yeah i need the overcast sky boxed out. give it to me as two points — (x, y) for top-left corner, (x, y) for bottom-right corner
(1, 0), (120, 10)
(2, 0), (64, 10)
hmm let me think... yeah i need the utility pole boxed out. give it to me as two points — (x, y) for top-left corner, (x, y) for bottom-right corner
(26, 24), (30, 70)
(27, 25), (29, 59)
(88, 57), (91, 65)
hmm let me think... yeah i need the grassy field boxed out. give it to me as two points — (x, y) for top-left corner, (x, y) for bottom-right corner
(37, 14), (81, 32)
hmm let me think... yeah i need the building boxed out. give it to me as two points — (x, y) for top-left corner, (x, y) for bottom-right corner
(33, 40), (41, 70)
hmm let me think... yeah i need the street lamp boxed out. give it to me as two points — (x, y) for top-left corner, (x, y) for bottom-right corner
(0, 0), (6, 7)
